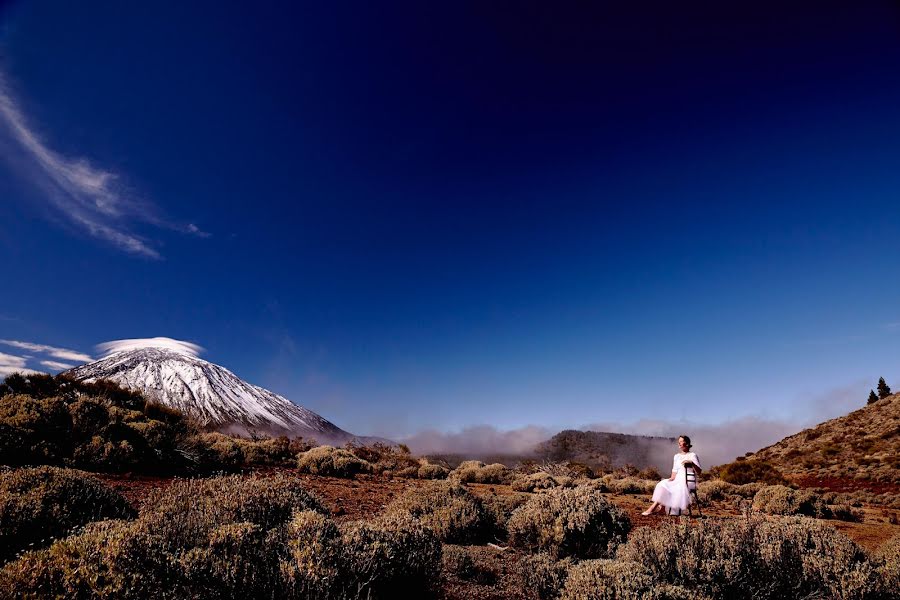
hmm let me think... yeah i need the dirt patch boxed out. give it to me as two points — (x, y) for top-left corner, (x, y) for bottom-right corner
(791, 475), (900, 495)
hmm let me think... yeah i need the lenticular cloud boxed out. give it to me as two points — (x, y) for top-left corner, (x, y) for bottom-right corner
(97, 337), (204, 358)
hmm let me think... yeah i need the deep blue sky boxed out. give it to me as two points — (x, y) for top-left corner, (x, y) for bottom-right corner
(2, 1), (900, 439)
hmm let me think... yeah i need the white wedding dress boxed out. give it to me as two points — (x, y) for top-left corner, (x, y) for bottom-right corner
(651, 451), (701, 511)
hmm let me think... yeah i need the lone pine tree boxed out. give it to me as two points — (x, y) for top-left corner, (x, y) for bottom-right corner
(877, 377), (892, 400)
(867, 389), (879, 405)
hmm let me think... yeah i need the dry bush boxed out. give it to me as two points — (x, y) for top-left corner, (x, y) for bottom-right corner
(450, 461), (514, 484)
(507, 486), (631, 559)
(240, 436), (293, 466)
(559, 559), (702, 600)
(512, 471), (560, 492)
(518, 553), (572, 600)
(617, 518), (880, 600)
(140, 473), (326, 549)
(417, 462), (450, 480)
(385, 481), (493, 544)
(0, 519), (174, 599)
(0, 467), (135, 563)
(396, 465), (420, 478)
(177, 521), (281, 598)
(481, 492), (530, 538)
(0, 474), (326, 599)
(878, 533), (900, 590)
(441, 545), (476, 580)
(715, 460), (787, 485)
(0, 395), (73, 466)
(698, 480), (763, 503)
(637, 466), (663, 481)
(283, 510), (441, 599)
(296, 446), (371, 478)
(752, 485), (830, 518)
(601, 474), (656, 495)
(348, 442), (419, 475)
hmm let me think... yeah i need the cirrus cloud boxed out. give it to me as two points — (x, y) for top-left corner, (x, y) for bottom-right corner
(0, 71), (208, 258)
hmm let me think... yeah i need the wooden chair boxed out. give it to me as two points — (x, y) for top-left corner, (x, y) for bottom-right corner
(667, 461), (702, 517)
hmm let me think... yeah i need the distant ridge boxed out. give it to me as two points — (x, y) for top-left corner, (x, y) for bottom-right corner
(747, 393), (900, 484)
(64, 340), (361, 445)
(536, 429), (677, 472)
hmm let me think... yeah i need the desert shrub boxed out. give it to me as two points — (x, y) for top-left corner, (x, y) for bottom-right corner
(338, 514), (442, 598)
(519, 553), (572, 600)
(481, 492), (530, 538)
(507, 486), (631, 559)
(559, 559), (702, 600)
(345, 442), (419, 475)
(0, 394), (72, 466)
(512, 471), (560, 492)
(418, 462), (450, 479)
(396, 465), (420, 478)
(139, 473), (326, 549)
(441, 545), (476, 580)
(716, 460), (787, 485)
(0, 467), (135, 563)
(617, 518), (879, 600)
(177, 521), (282, 598)
(637, 466), (662, 481)
(283, 510), (441, 599)
(878, 534), (900, 590)
(385, 481), (493, 544)
(240, 436), (293, 466)
(752, 485), (829, 518)
(601, 475), (656, 495)
(450, 461), (514, 484)
(0, 519), (175, 599)
(296, 446), (371, 478)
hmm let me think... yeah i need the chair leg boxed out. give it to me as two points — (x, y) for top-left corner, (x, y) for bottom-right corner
(692, 491), (703, 517)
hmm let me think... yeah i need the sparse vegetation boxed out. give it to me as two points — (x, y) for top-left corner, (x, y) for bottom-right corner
(450, 461), (514, 484)
(559, 559), (700, 600)
(752, 485), (830, 518)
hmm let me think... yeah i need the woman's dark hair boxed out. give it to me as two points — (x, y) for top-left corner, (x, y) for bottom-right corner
(678, 435), (692, 449)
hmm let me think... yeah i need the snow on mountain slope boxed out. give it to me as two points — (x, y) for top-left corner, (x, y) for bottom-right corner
(64, 338), (355, 443)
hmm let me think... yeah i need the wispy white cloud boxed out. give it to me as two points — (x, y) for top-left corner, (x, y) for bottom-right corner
(0, 339), (92, 363)
(40, 360), (76, 370)
(97, 337), (204, 358)
(0, 351), (43, 377)
(0, 71), (207, 258)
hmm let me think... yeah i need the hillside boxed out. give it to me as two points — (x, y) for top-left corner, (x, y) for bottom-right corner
(536, 430), (676, 472)
(748, 393), (900, 484)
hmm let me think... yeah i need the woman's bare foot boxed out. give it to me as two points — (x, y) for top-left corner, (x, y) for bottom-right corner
(641, 509), (654, 516)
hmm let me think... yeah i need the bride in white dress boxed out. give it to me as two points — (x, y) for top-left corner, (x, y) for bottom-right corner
(641, 435), (701, 516)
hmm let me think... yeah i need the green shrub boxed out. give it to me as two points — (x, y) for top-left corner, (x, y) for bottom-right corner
(560, 559), (703, 600)
(752, 485), (829, 518)
(385, 481), (493, 544)
(296, 446), (371, 478)
(617, 518), (879, 600)
(507, 486), (630, 559)
(0, 467), (135, 563)
(716, 460), (787, 485)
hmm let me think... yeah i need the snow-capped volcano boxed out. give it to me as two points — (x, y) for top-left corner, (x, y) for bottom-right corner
(64, 337), (355, 443)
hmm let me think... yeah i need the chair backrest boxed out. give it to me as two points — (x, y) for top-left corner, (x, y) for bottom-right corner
(683, 461), (699, 491)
